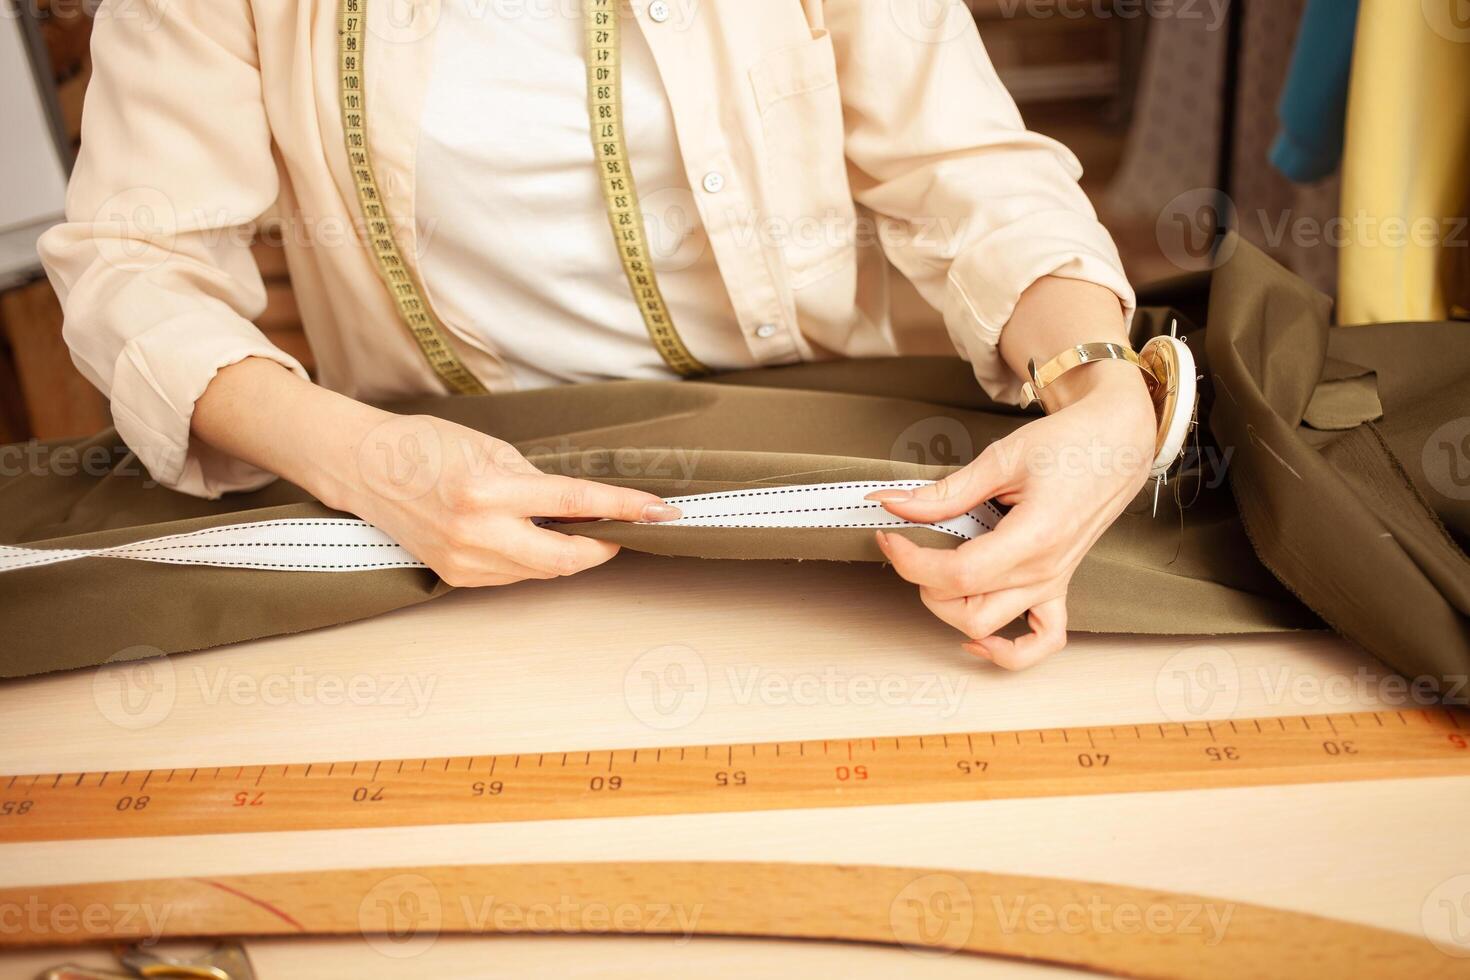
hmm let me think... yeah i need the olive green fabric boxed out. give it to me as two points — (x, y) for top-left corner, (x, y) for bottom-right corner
(0, 349), (1309, 678)
(1207, 235), (1470, 689)
(8, 237), (1465, 680)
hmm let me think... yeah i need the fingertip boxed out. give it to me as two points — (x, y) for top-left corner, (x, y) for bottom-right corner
(978, 636), (1027, 670)
(575, 536), (622, 570)
(640, 503), (683, 523)
(962, 640), (994, 663)
(877, 530), (923, 566)
(878, 528), (914, 552)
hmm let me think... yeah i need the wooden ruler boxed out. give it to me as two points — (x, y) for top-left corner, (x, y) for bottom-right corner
(2, 708), (1467, 845)
(1, 862), (1457, 978)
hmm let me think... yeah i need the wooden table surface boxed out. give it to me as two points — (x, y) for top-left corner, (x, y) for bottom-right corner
(2, 553), (1466, 977)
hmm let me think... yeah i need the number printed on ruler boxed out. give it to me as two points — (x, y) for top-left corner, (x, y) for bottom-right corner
(3, 709), (1469, 845)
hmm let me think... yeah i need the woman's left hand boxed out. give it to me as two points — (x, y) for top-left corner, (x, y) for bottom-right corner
(867, 360), (1157, 670)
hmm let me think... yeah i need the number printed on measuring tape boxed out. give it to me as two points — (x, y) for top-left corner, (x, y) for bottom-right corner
(584, 0), (708, 377)
(338, 0), (486, 394)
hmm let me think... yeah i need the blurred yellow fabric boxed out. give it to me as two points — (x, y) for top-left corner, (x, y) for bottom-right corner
(1339, 0), (1470, 324)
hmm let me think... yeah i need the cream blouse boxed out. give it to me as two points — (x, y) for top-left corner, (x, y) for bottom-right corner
(40, 0), (1135, 498)
(417, 0), (751, 387)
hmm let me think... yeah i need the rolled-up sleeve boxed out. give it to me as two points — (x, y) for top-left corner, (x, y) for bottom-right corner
(38, 0), (307, 498)
(825, 2), (1136, 404)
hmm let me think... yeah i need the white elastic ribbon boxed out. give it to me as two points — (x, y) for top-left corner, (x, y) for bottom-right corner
(0, 519), (423, 575)
(0, 481), (998, 575)
(658, 481), (1000, 541)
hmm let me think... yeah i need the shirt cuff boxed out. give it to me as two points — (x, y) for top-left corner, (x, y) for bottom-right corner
(942, 211), (1137, 406)
(107, 312), (309, 499)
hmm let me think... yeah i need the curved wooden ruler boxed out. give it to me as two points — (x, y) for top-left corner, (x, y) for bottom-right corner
(0, 862), (1455, 978)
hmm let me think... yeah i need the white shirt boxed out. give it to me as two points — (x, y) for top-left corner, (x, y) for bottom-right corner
(416, 1), (751, 388)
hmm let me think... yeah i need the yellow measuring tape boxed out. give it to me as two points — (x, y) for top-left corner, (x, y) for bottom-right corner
(338, 0), (486, 395)
(337, 0), (707, 388)
(585, 0), (708, 377)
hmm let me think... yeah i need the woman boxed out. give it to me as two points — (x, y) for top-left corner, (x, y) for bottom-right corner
(41, 0), (1155, 669)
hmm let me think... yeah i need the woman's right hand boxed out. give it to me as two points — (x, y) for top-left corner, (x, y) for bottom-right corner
(342, 413), (681, 587)
(191, 358), (681, 588)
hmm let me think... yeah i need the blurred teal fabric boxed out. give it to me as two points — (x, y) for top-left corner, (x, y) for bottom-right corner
(1269, 0), (1361, 183)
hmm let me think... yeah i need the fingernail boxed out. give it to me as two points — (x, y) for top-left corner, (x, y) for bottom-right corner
(875, 530), (891, 553)
(865, 490), (913, 503)
(640, 503), (682, 523)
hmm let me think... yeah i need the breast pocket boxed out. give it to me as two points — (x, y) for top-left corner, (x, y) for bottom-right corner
(749, 30), (858, 292)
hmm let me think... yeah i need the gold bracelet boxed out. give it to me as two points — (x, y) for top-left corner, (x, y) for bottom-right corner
(1018, 326), (1200, 515)
(1020, 342), (1143, 412)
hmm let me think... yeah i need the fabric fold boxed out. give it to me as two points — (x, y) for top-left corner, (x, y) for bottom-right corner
(2, 343), (1316, 678)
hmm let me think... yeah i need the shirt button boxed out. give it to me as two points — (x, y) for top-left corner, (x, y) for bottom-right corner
(701, 171), (725, 194)
(648, 1), (671, 23)
(754, 323), (778, 339)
